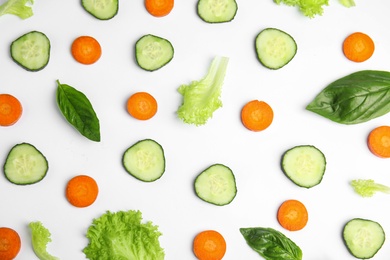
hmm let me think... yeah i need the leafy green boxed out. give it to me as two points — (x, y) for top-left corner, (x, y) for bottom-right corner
(240, 227), (302, 260)
(339, 0), (355, 7)
(29, 221), (59, 260)
(0, 0), (34, 19)
(177, 56), (229, 126)
(351, 179), (390, 197)
(83, 210), (165, 260)
(306, 70), (390, 125)
(56, 80), (100, 142)
(273, 0), (329, 18)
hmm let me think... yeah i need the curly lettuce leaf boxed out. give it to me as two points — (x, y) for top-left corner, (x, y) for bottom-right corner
(29, 221), (59, 260)
(351, 179), (390, 198)
(177, 56), (229, 126)
(273, 0), (329, 18)
(0, 0), (34, 19)
(83, 210), (164, 260)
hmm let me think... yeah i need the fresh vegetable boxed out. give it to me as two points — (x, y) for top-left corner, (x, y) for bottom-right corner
(0, 0), (34, 19)
(197, 0), (238, 23)
(240, 227), (302, 260)
(343, 218), (385, 259)
(81, 0), (118, 20)
(343, 32), (375, 63)
(4, 142), (48, 185)
(56, 80), (100, 142)
(145, 0), (174, 17)
(135, 34), (174, 71)
(241, 100), (273, 131)
(194, 163), (237, 206)
(177, 56), (229, 126)
(66, 175), (99, 207)
(273, 0), (329, 18)
(367, 126), (390, 158)
(281, 145), (326, 188)
(10, 30), (50, 71)
(29, 221), (59, 260)
(0, 227), (21, 260)
(339, 0), (355, 7)
(350, 179), (390, 198)
(122, 139), (165, 182)
(83, 210), (165, 260)
(126, 92), (158, 120)
(71, 36), (102, 65)
(193, 230), (226, 260)
(277, 199), (308, 231)
(255, 28), (297, 70)
(0, 93), (23, 126)
(306, 70), (390, 125)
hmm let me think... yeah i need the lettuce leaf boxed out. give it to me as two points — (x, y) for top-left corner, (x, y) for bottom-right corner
(339, 0), (355, 7)
(273, 0), (329, 18)
(29, 221), (59, 260)
(0, 0), (34, 19)
(83, 210), (165, 260)
(177, 56), (229, 126)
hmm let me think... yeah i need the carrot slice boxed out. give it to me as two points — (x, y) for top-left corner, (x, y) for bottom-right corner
(71, 36), (102, 65)
(241, 100), (273, 131)
(66, 175), (99, 208)
(0, 227), (21, 260)
(368, 126), (390, 158)
(193, 230), (226, 260)
(277, 199), (308, 231)
(343, 32), (375, 62)
(0, 94), (23, 127)
(126, 92), (158, 120)
(145, 0), (174, 17)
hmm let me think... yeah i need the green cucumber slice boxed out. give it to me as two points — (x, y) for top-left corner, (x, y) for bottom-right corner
(81, 0), (118, 20)
(197, 0), (238, 23)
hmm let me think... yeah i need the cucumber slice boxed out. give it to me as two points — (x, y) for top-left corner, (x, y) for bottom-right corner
(4, 143), (48, 185)
(255, 28), (297, 70)
(343, 218), (385, 259)
(281, 145), (326, 188)
(135, 34), (174, 71)
(122, 139), (165, 182)
(194, 164), (237, 206)
(197, 0), (238, 23)
(10, 31), (50, 72)
(81, 0), (118, 20)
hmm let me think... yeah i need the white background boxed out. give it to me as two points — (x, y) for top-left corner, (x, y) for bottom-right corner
(1, 0), (390, 259)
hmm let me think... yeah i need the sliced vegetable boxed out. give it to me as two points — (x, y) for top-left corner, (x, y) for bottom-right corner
(135, 34), (174, 71)
(29, 221), (59, 260)
(343, 32), (374, 62)
(240, 227), (302, 260)
(81, 0), (118, 20)
(277, 199), (308, 231)
(126, 92), (158, 120)
(122, 139), (165, 182)
(197, 0), (238, 23)
(0, 0), (34, 19)
(56, 80), (101, 142)
(177, 56), (229, 126)
(66, 175), (99, 207)
(0, 227), (21, 260)
(194, 163), (237, 206)
(145, 0), (174, 17)
(83, 210), (165, 260)
(0, 93), (23, 126)
(281, 145), (326, 188)
(4, 142), (48, 185)
(367, 126), (390, 158)
(10, 30), (50, 71)
(71, 36), (102, 65)
(273, 0), (329, 18)
(343, 218), (385, 259)
(241, 100), (273, 131)
(193, 230), (226, 260)
(255, 28), (297, 70)
(306, 70), (390, 125)
(350, 179), (390, 198)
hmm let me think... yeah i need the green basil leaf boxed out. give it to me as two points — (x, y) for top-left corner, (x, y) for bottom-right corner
(306, 70), (390, 124)
(240, 227), (302, 260)
(56, 80), (100, 142)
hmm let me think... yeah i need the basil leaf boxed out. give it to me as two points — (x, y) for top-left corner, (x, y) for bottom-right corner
(56, 80), (100, 142)
(240, 227), (302, 260)
(306, 70), (390, 124)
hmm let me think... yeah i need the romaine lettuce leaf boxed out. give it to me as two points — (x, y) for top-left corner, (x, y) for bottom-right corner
(0, 0), (34, 19)
(29, 221), (59, 260)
